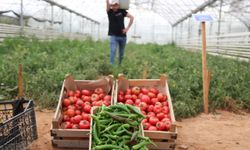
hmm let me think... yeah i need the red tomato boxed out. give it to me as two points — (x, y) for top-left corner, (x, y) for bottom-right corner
(138, 93), (144, 99)
(151, 98), (158, 105)
(131, 86), (140, 95)
(95, 101), (103, 106)
(72, 124), (79, 129)
(141, 110), (146, 115)
(124, 94), (132, 100)
(163, 114), (170, 120)
(155, 102), (163, 107)
(64, 121), (72, 129)
(99, 93), (105, 99)
(84, 101), (91, 106)
(79, 120), (90, 129)
(63, 98), (71, 107)
(141, 88), (149, 95)
(63, 115), (70, 122)
(147, 112), (156, 118)
(148, 126), (157, 131)
(161, 118), (171, 123)
(75, 110), (81, 115)
(131, 95), (138, 101)
(67, 109), (75, 117)
(141, 95), (150, 104)
(138, 102), (148, 111)
(148, 92), (156, 99)
(103, 100), (111, 106)
(81, 113), (90, 121)
(68, 105), (76, 110)
(162, 119), (171, 131)
(147, 105), (154, 112)
(149, 117), (159, 125)
(142, 118), (148, 123)
(118, 95), (125, 103)
(125, 99), (134, 105)
(70, 117), (76, 124)
(126, 89), (132, 95)
(103, 95), (111, 101)
(75, 104), (82, 110)
(69, 96), (77, 104)
(119, 91), (124, 95)
(156, 121), (165, 131)
(76, 99), (84, 107)
(67, 90), (74, 97)
(162, 106), (169, 114)
(135, 99), (141, 106)
(82, 96), (91, 102)
(162, 101), (168, 107)
(156, 113), (165, 121)
(149, 88), (159, 95)
(84, 105), (91, 113)
(153, 105), (163, 114)
(74, 90), (81, 98)
(82, 90), (91, 96)
(91, 94), (100, 102)
(143, 122), (151, 130)
(157, 93), (165, 102)
(74, 115), (82, 124)
(94, 88), (104, 94)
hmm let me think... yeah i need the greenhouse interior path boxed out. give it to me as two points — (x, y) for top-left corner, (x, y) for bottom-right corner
(27, 109), (250, 150)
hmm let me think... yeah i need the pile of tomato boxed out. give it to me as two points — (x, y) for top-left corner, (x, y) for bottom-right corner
(118, 86), (172, 131)
(61, 88), (111, 129)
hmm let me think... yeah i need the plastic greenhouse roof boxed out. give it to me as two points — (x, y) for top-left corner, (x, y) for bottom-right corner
(1, 0), (250, 28)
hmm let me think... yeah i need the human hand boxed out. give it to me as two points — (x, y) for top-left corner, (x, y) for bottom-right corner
(122, 28), (129, 34)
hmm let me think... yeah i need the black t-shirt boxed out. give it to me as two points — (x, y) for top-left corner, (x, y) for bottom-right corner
(107, 9), (128, 37)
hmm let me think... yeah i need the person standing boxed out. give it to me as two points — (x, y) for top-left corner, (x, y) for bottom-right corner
(106, 0), (134, 65)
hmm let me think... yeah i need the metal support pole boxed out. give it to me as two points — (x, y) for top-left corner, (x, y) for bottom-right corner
(188, 17), (191, 44)
(82, 18), (84, 34)
(20, 0), (24, 35)
(98, 24), (100, 40)
(51, 4), (54, 27)
(69, 12), (72, 33)
(217, 0), (223, 36)
(180, 22), (183, 41)
(216, 0), (223, 53)
(171, 26), (174, 44)
(61, 9), (64, 32)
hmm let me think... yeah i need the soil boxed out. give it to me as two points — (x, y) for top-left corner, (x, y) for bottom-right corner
(27, 109), (250, 150)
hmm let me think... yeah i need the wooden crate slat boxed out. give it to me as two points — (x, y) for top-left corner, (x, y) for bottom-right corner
(51, 129), (90, 138)
(147, 141), (176, 150)
(144, 131), (177, 140)
(52, 139), (89, 149)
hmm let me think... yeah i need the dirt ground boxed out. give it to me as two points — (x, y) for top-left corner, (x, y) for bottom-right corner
(27, 109), (250, 150)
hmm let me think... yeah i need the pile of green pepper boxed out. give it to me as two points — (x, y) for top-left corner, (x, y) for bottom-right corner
(91, 103), (155, 150)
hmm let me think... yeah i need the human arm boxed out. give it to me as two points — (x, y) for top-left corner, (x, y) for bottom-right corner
(106, 0), (110, 12)
(123, 13), (134, 34)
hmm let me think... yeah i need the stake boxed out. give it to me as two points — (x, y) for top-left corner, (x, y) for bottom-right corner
(201, 21), (209, 114)
(18, 64), (23, 99)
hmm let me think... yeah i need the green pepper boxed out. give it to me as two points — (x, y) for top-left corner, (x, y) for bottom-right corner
(132, 141), (152, 150)
(92, 144), (121, 150)
(92, 115), (101, 135)
(131, 131), (139, 142)
(101, 123), (121, 134)
(125, 104), (145, 119)
(92, 123), (101, 145)
(109, 104), (130, 113)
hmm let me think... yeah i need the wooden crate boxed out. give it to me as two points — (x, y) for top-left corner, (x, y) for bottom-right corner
(51, 75), (114, 149)
(114, 74), (178, 150)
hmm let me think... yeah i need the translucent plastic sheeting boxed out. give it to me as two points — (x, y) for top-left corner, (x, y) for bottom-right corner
(0, 0), (250, 44)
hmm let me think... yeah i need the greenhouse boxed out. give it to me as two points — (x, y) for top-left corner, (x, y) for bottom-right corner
(0, 0), (250, 150)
